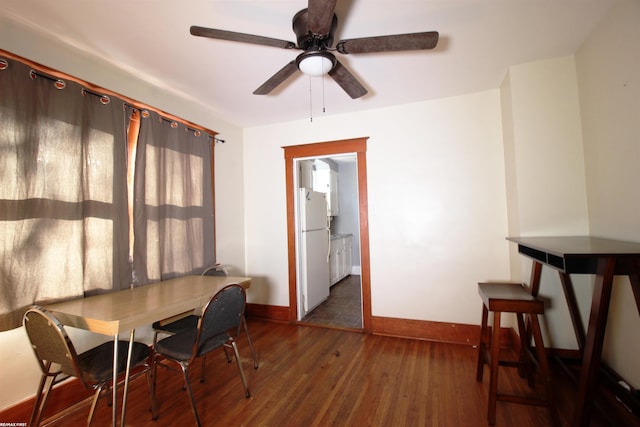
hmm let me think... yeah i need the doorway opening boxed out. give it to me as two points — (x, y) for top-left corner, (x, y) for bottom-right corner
(284, 137), (371, 332)
(297, 155), (361, 329)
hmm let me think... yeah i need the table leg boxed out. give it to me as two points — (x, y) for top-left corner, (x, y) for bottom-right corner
(559, 272), (586, 351)
(121, 329), (135, 426)
(572, 256), (616, 427)
(112, 335), (119, 427)
(629, 257), (640, 316)
(529, 261), (542, 296)
(521, 261), (543, 368)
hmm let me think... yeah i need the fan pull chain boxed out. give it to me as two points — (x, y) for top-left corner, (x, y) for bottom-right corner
(309, 76), (313, 122)
(322, 73), (326, 113)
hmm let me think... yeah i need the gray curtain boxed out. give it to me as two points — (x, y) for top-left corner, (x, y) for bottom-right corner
(0, 57), (130, 330)
(132, 110), (214, 285)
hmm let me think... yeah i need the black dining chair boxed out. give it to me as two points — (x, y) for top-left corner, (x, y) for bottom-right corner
(151, 266), (258, 369)
(23, 305), (155, 426)
(151, 284), (251, 426)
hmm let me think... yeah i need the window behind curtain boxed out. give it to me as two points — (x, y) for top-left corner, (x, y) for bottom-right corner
(0, 54), (216, 331)
(0, 58), (130, 330)
(132, 110), (214, 285)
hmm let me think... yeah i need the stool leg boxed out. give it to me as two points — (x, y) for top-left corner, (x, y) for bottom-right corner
(516, 313), (535, 386)
(530, 314), (560, 427)
(476, 305), (489, 381)
(488, 311), (501, 426)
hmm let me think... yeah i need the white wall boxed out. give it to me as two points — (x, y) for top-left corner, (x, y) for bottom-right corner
(243, 90), (511, 324)
(211, 128), (247, 276)
(501, 56), (591, 349)
(575, 0), (640, 388)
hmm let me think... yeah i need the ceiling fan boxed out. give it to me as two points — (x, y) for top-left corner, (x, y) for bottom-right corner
(190, 0), (439, 99)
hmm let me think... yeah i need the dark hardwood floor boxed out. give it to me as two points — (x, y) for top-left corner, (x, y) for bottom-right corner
(37, 319), (622, 427)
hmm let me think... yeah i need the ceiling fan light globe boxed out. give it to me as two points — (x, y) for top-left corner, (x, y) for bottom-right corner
(298, 54), (334, 76)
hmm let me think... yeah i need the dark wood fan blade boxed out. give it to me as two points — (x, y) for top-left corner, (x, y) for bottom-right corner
(190, 26), (296, 49)
(307, 0), (338, 36)
(336, 31), (439, 54)
(328, 60), (367, 99)
(253, 61), (299, 95)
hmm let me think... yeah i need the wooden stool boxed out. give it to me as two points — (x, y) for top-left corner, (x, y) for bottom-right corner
(475, 282), (559, 426)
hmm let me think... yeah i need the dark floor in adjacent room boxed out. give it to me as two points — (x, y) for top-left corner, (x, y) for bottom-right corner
(302, 274), (362, 329)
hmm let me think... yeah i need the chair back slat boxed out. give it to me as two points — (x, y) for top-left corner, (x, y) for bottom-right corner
(195, 284), (245, 357)
(202, 266), (226, 277)
(23, 306), (82, 380)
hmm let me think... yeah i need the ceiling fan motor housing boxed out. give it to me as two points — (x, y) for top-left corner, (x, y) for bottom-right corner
(292, 8), (338, 49)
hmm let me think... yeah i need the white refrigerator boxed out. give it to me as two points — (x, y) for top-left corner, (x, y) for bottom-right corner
(299, 188), (330, 316)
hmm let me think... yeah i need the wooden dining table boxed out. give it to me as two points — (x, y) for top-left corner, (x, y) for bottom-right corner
(507, 236), (640, 427)
(45, 274), (251, 427)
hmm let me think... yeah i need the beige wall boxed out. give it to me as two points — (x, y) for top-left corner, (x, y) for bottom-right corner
(242, 90), (512, 324)
(575, 0), (640, 387)
(500, 56), (592, 349)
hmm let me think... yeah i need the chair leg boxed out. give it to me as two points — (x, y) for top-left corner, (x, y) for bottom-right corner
(530, 314), (560, 427)
(516, 313), (535, 386)
(180, 364), (202, 427)
(476, 305), (489, 381)
(29, 372), (54, 427)
(145, 364), (157, 419)
(222, 346), (232, 363)
(200, 355), (207, 383)
(150, 356), (159, 420)
(230, 340), (251, 398)
(488, 311), (501, 426)
(242, 316), (259, 369)
(87, 386), (104, 426)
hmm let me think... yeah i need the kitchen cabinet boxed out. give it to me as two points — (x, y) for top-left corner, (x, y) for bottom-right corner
(314, 169), (339, 216)
(343, 235), (352, 278)
(329, 242), (339, 285)
(330, 234), (352, 286)
(298, 160), (315, 189)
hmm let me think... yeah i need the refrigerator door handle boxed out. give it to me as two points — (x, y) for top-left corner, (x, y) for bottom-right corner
(327, 230), (331, 263)
(326, 214), (330, 263)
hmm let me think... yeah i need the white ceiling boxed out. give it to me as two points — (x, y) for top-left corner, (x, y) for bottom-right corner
(2, 0), (617, 128)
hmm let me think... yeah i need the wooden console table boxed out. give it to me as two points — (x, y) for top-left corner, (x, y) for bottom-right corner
(507, 236), (640, 427)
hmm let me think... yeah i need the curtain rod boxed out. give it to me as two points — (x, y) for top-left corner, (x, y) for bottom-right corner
(0, 49), (218, 137)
